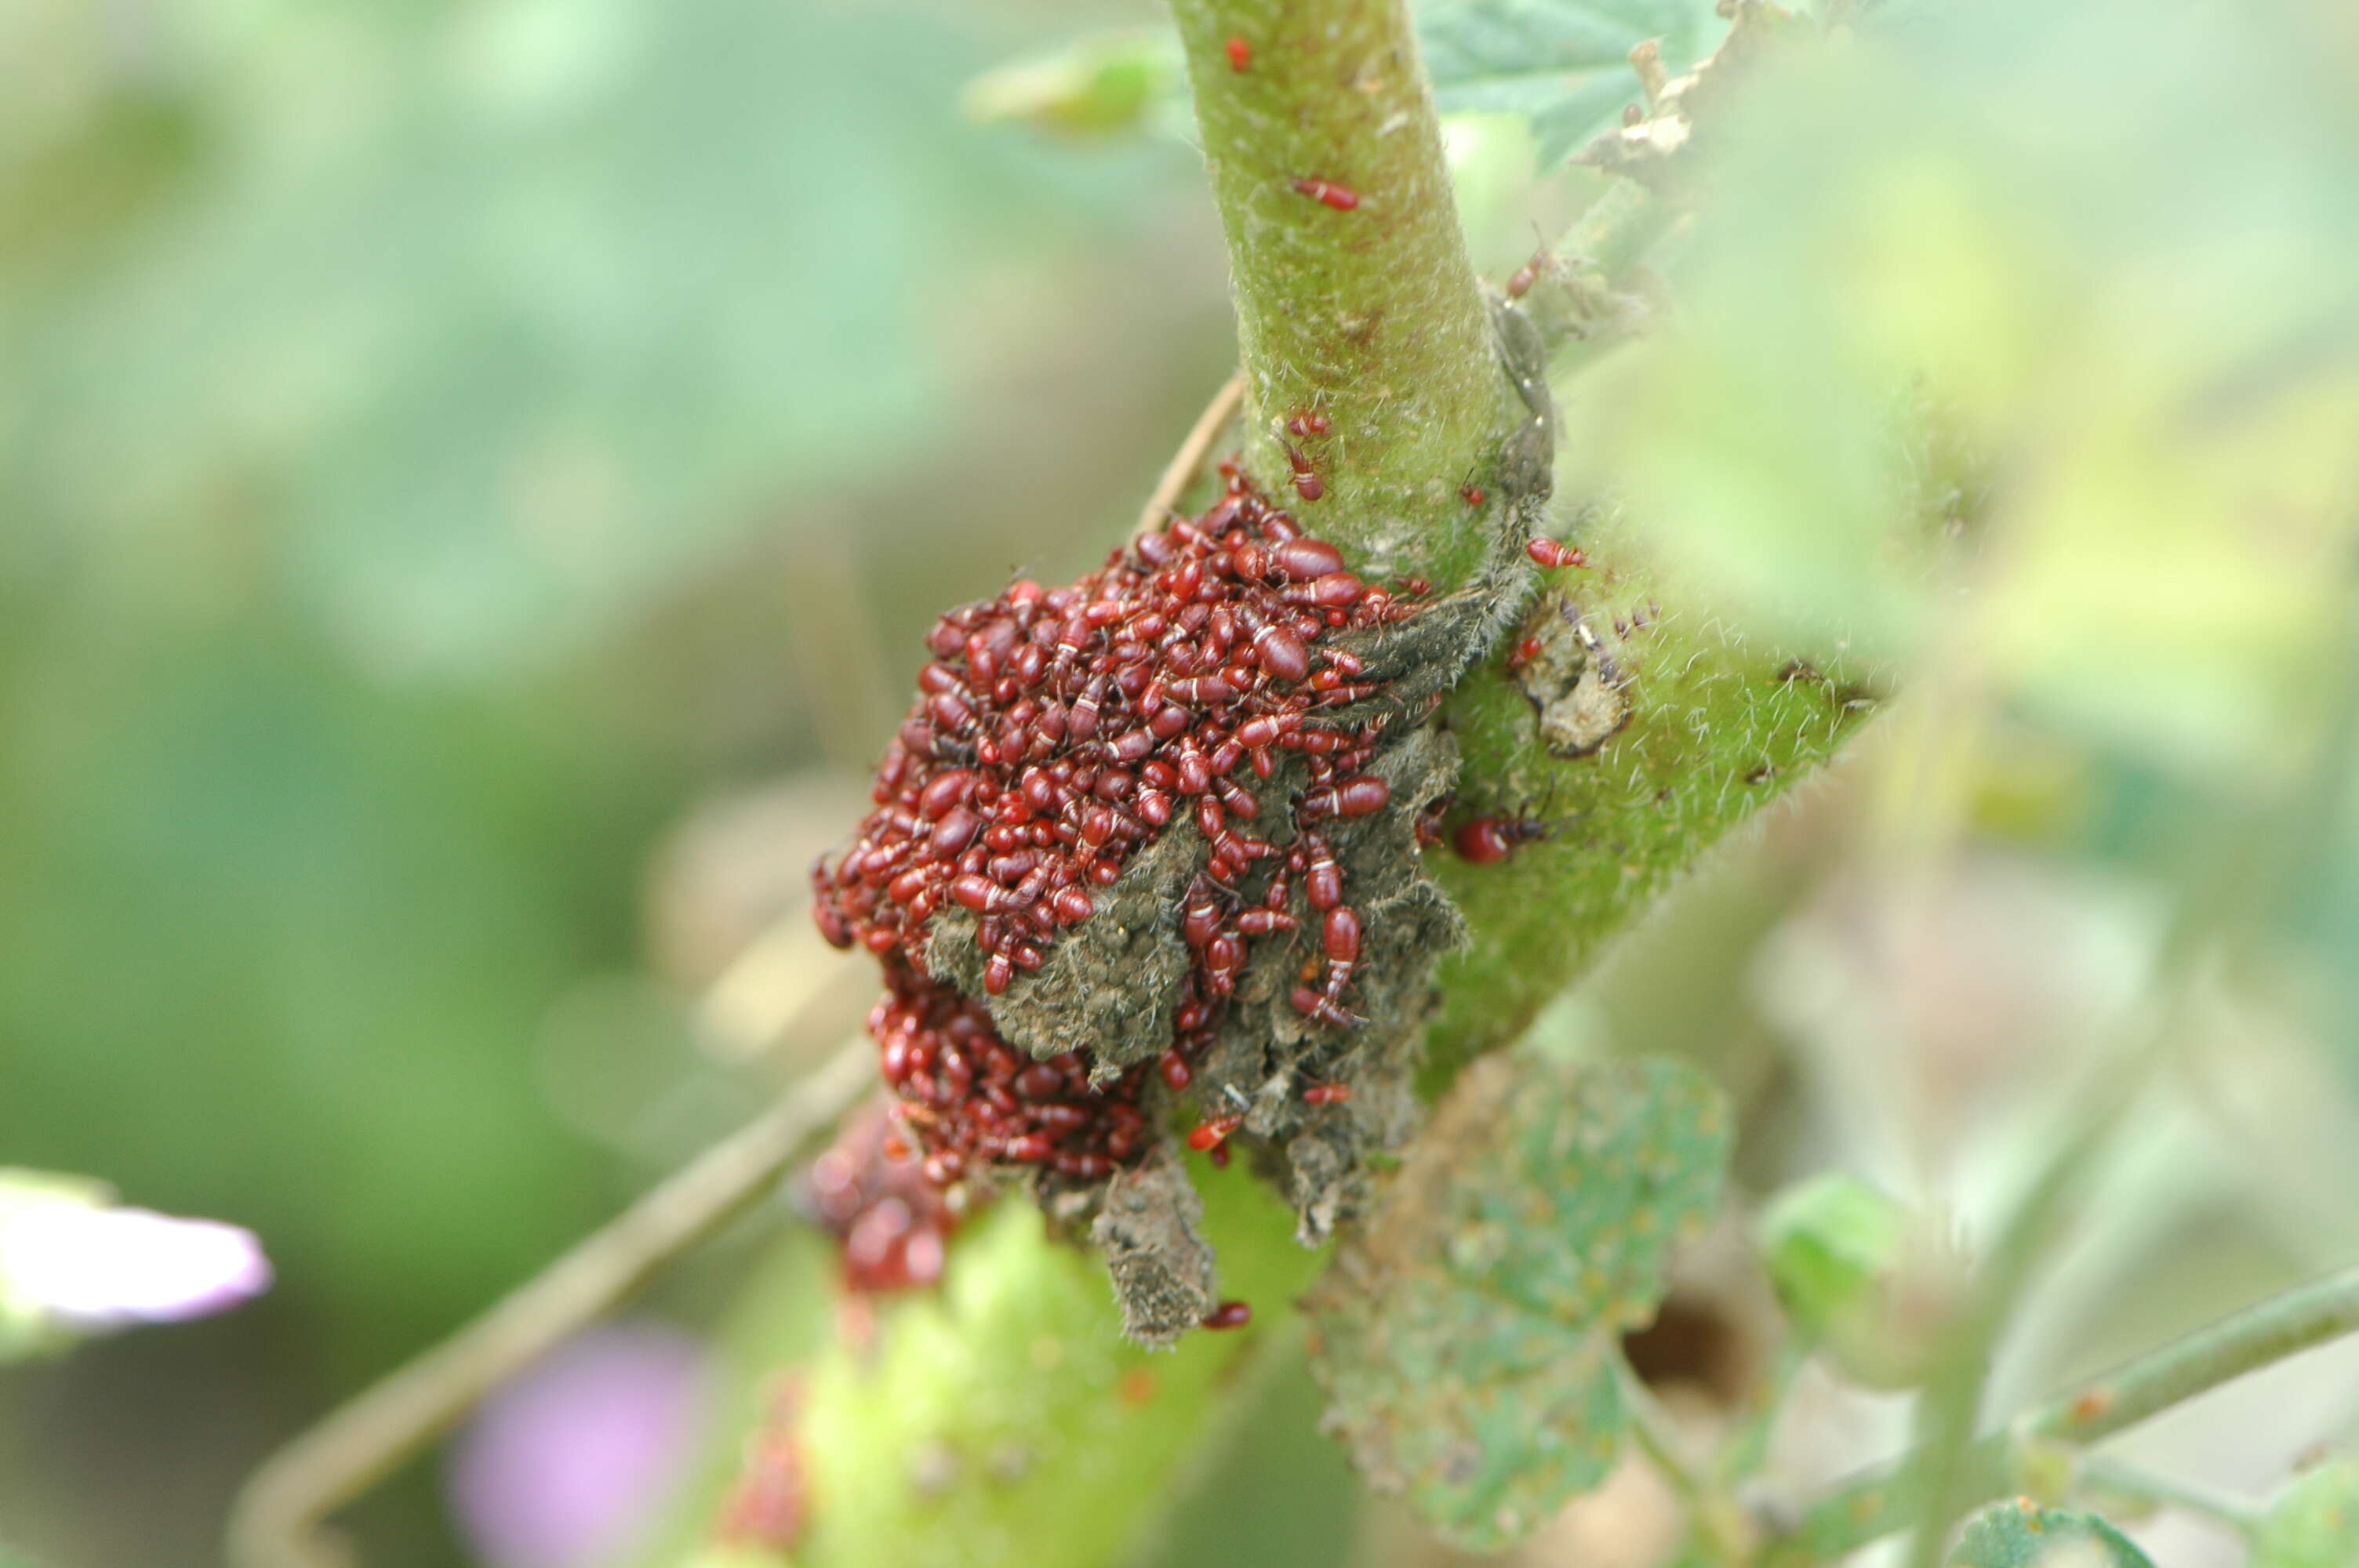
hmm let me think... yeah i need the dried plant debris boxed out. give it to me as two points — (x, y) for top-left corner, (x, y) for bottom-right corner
(1581, 2), (1815, 196)
(1090, 1149), (1218, 1347)
(1310, 1054), (1731, 1550)
(1509, 593), (1633, 758)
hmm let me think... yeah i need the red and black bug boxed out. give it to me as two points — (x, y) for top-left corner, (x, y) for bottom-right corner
(1452, 811), (1557, 866)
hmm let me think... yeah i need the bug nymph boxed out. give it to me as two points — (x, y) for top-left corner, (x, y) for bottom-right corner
(1290, 176), (1360, 212)
(1452, 810), (1558, 865)
(1506, 245), (1550, 300)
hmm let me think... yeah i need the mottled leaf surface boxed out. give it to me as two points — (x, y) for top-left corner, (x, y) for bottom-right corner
(1949, 1501), (2155, 1568)
(1310, 1052), (1729, 1550)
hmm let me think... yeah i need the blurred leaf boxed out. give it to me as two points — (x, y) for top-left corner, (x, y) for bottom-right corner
(1310, 1054), (1730, 1551)
(962, 31), (1183, 138)
(2253, 1459), (2359, 1568)
(1757, 1171), (1965, 1390)
(1416, 0), (1728, 164)
(1947, 1501), (2154, 1567)
(1561, 1), (2359, 793)
(0, 0), (1136, 680)
(1758, 1172), (1907, 1337)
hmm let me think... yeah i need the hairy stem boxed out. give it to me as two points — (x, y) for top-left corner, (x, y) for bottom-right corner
(1166, 0), (1510, 584)
(1764, 1263), (2359, 1564)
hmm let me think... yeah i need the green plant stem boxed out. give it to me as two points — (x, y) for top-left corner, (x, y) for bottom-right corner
(1763, 1263), (2359, 1565)
(1898, 1021), (2172, 1568)
(1619, 1357), (1706, 1505)
(2078, 1454), (2263, 1535)
(230, 1040), (876, 1568)
(1165, 0), (1511, 584)
(1715, 1339), (1811, 1487)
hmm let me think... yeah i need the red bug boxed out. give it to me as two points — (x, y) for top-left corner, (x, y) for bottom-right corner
(1459, 483), (1486, 506)
(1527, 537), (1587, 569)
(1301, 1081), (1352, 1105)
(1506, 246), (1550, 300)
(1202, 1300), (1253, 1330)
(1285, 410), (1332, 439)
(1187, 1113), (1244, 1152)
(1452, 812), (1555, 865)
(1225, 35), (1250, 71)
(1504, 633), (1544, 674)
(1290, 176), (1360, 212)
(1284, 442), (1324, 503)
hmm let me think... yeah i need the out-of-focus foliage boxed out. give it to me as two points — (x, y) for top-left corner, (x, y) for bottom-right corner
(1948, 1501), (2155, 1568)
(1418, 0), (1726, 163)
(963, 31), (1188, 140)
(1565, 1), (2359, 782)
(1310, 1051), (1728, 1550)
(2255, 1460), (2359, 1568)
(1757, 1172), (1962, 1390)
(677, 1163), (1320, 1568)
(1757, 1172), (1907, 1341)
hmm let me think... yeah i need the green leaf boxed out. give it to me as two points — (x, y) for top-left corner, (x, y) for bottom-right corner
(1310, 1054), (1731, 1551)
(1948, 1501), (2154, 1568)
(1416, 0), (1727, 164)
(2254, 1460), (2359, 1568)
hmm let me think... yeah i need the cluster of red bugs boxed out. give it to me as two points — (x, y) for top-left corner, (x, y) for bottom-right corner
(870, 975), (1147, 1185)
(804, 1102), (962, 1292)
(812, 463), (1428, 1190)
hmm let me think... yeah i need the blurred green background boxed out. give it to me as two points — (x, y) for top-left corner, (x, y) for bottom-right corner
(7, 0), (2359, 1565)
(0, 0), (1234, 1560)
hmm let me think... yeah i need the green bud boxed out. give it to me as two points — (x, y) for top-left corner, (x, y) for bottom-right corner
(1757, 1172), (1966, 1390)
(2008, 1433), (2082, 1509)
(2253, 1458), (2359, 1568)
(1758, 1173), (1906, 1334)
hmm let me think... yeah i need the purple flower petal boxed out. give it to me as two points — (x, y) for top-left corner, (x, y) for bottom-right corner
(0, 1203), (271, 1327)
(446, 1323), (710, 1568)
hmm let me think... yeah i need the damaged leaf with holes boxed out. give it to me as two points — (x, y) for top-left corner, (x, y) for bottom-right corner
(1417, 0), (1734, 165)
(1308, 1052), (1731, 1550)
